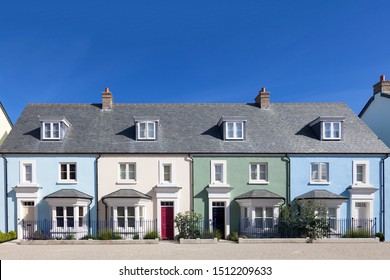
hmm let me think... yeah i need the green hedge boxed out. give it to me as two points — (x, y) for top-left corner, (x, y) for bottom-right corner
(0, 231), (17, 243)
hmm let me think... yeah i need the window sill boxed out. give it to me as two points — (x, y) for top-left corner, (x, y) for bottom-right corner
(116, 181), (137, 185)
(57, 181), (78, 185)
(248, 181), (269, 185)
(157, 183), (177, 187)
(208, 183), (231, 188)
(309, 181), (330, 185)
(16, 184), (40, 188)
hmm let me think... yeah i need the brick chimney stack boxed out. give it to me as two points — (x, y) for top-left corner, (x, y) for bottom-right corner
(373, 75), (390, 95)
(255, 87), (270, 109)
(102, 88), (113, 110)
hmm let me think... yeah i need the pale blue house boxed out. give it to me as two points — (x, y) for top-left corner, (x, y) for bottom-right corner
(0, 106), (98, 239)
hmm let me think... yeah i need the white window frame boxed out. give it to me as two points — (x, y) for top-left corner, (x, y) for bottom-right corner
(159, 161), (175, 185)
(225, 122), (244, 140)
(249, 163), (268, 184)
(353, 161), (370, 186)
(118, 162), (137, 183)
(210, 160), (227, 185)
(58, 163), (77, 184)
(42, 122), (61, 140)
(137, 121), (156, 140)
(322, 122), (341, 140)
(19, 160), (36, 186)
(111, 205), (145, 229)
(310, 162), (329, 184)
(254, 207), (274, 229)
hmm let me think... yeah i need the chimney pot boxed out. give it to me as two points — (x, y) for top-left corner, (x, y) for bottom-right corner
(102, 88), (113, 110)
(380, 75), (385, 81)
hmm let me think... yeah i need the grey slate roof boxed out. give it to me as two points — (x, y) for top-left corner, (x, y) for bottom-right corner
(102, 189), (152, 200)
(1, 102), (389, 154)
(235, 189), (284, 200)
(294, 189), (347, 200)
(44, 189), (93, 200)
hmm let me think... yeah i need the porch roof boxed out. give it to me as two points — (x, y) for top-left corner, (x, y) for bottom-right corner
(235, 189), (284, 200)
(102, 189), (152, 200)
(44, 189), (93, 200)
(294, 189), (347, 200)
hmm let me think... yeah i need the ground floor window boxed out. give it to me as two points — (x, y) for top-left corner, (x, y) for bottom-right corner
(55, 206), (86, 228)
(254, 207), (274, 229)
(110, 206), (145, 228)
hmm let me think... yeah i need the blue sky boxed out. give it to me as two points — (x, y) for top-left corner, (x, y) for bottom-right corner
(1, 0), (390, 123)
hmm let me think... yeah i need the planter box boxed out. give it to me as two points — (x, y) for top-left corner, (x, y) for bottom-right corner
(238, 237), (380, 244)
(19, 238), (160, 245)
(179, 238), (218, 244)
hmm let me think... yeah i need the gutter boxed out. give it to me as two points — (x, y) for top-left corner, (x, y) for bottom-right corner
(2, 155), (8, 232)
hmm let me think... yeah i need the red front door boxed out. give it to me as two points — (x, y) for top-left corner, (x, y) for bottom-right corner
(161, 206), (174, 239)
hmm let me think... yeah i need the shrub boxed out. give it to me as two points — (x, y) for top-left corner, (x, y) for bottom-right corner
(133, 233), (140, 240)
(143, 231), (160, 240)
(0, 231), (17, 243)
(174, 211), (203, 239)
(375, 232), (385, 242)
(80, 235), (95, 240)
(215, 229), (224, 240)
(344, 229), (371, 238)
(227, 231), (239, 242)
(98, 230), (122, 240)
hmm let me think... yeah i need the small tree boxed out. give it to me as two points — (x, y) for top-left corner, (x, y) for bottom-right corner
(279, 200), (330, 239)
(174, 211), (203, 239)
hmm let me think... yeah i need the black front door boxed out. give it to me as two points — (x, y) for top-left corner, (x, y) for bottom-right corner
(212, 206), (225, 238)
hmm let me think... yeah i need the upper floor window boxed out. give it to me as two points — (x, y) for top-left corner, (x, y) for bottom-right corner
(210, 160), (227, 185)
(249, 163), (268, 183)
(323, 122), (341, 140)
(119, 163), (136, 183)
(19, 160), (36, 185)
(353, 161), (369, 186)
(39, 117), (71, 141)
(310, 162), (329, 183)
(134, 117), (159, 141)
(59, 163), (77, 183)
(159, 161), (175, 185)
(217, 116), (246, 141)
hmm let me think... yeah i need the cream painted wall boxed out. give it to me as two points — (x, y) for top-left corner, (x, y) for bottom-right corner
(0, 105), (12, 145)
(97, 155), (192, 221)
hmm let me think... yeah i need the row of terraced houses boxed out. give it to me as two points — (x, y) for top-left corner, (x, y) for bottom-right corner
(1, 77), (390, 241)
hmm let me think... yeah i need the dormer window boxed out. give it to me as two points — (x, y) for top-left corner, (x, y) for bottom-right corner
(134, 117), (159, 141)
(139, 121), (155, 140)
(309, 116), (344, 141)
(226, 122), (243, 140)
(39, 117), (71, 141)
(218, 116), (246, 141)
(323, 122), (341, 140)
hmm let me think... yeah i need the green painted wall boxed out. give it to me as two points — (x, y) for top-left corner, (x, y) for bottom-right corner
(193, 156), (288, 233)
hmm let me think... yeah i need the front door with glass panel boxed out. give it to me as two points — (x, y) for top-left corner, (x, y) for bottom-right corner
(212, 202), (225, 238)
(161, 202), (174, 239)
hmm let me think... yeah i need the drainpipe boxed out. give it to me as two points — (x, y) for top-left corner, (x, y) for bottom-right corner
(381, 154), (388, 237)
(2, 155), (8, 232)
(282, 154), (291, 204)
(95, 154), (101, 234)
(185, 154), (194, 212)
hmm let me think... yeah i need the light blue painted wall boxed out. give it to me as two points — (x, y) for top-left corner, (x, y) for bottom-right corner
(5, 155), (97, 232)
(385, 157), (390, 241)
(0, 158), (6, 232)
(290, 156), (384, 230)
